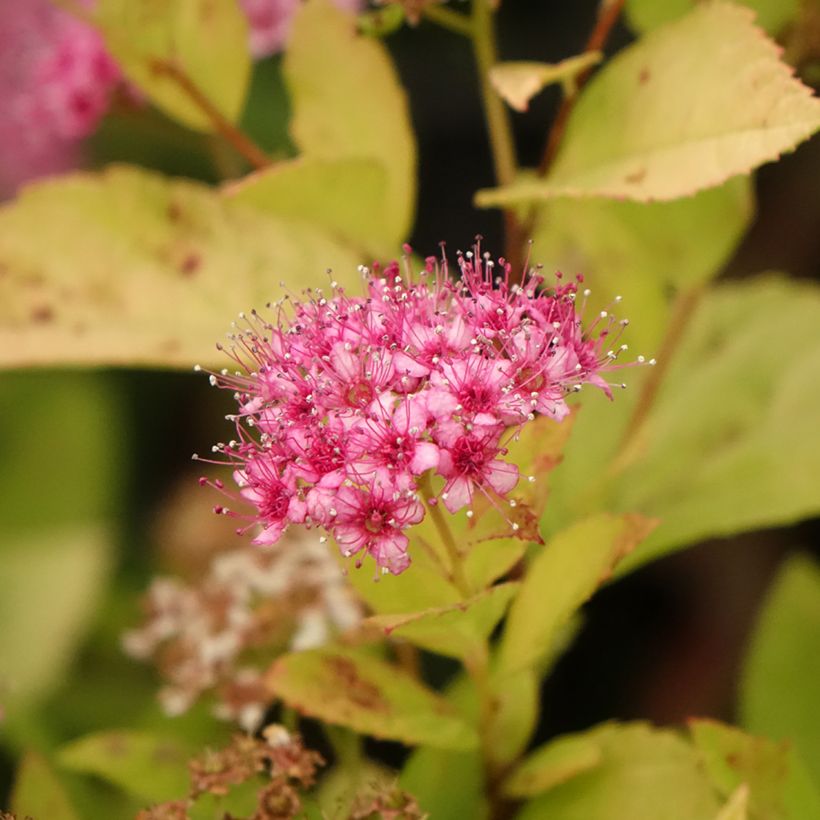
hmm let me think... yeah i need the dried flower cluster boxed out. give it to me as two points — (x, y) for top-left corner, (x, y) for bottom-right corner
(123, 534), (362, 730)
(200, 248), (643, 575)
(137, 727), (324, 820)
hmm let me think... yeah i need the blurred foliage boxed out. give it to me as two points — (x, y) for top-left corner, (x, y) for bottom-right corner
(2, 0), (820, 818)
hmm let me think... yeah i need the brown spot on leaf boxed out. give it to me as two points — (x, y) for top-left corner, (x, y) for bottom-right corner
(159, 338), (182, 355)
(30, 304), (54, 323)
(167, 201), (183, 223)
(179, 253), (201, 277)
(324, 656), (388, 712)
(638, 67), (650, 84)
(104, 733), (129, 756)
(624, 168), (647, 184)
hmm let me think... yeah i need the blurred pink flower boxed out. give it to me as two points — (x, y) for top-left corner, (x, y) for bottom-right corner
(0, 0), (120, 197)
(240, 0), (364, 59)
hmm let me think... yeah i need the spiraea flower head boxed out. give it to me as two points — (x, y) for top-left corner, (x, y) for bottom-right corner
(198, 243), (648, 576)
(0, 0), (122, 195)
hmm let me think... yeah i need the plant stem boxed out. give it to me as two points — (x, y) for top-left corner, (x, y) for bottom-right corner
(470, 0), (523, 266)
(419, 475), (473, 598)
(151, 60), (272, 171)
(536, 0), (626, 177)
(422, 4), (473, 37)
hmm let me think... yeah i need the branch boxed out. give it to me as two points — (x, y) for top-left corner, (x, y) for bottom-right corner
(151, 60), (272, 171)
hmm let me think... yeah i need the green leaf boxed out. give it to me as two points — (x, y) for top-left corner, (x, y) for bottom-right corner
(740, 555), (820, 786)
(364, 583), (518, 663)
(530, 178), (753, 355)
(503, 733), (603, 798)
(485, 666), (539, 770)
(515, 722), (722, 820)
(93, 0), (251, 132)
(626, 0), (799, 38)
(337, 528), (462, 615)
(284, 0), (416, 245)
(612, 279), (820, 572)
(0, 165), (363, 369)
(11, 752), (80, 820)
(59, 731), (192, 803)
(499, 514), (656, 673)
(547, 278), (820, 574)
(223, 158), (391, 255)
(0, 527), (113, 706)
(476, 3), (820, 205)
(489, 53), (602, 112)
(715, 785), (750, 820)
(265, 648), (478, 749)
(400, 746), (487, 820)
(690, 719), (820, 820)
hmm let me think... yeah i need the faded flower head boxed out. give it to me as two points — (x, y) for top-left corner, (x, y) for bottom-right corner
(123, 532), (362, 730)
(240, 0), (363, 58)
(199, 245), (647, 576)
(0, 0), (121, 195)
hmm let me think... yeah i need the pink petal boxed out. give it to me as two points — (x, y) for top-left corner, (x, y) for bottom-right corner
(442, 477), (473, 513)
(410, 441), (439, 474)
(484, 460), (519, 496)
(371, 532), (410, 575)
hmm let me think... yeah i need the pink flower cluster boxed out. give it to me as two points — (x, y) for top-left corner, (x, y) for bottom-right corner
(201, 248), (638, 575)
(240, 0), (363, 58)
(0, 0), (121, 196)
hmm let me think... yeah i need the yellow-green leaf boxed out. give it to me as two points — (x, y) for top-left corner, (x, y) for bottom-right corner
(365, 583), (518, 662)
(499, 514), (656, 673)
(284, 0), (416, 245)
(714, 785), (750, 820)
(94, 0), (251, 132)
(516, 723), (722, 820)
(0, 165), (363, 369)
(0, 527), (112, 706)
(59, 731), (192, 803)
(266, 648), (478, 750)
(503, 733), (603, 798)
(740, 555), (820, 787)
(11, 753), (79, 820)
(530, 177), (753, 355)
(489, 53), (602, 112)
(223, 158), (391, 255)
(690, 719), (820, 820)
(477, 3), (820, 205)
(626, 0), (799, 38)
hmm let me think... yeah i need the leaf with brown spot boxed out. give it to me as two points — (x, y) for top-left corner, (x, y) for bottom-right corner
(477, 3), (820, 205)
(0, 166), (363, 369)
(266, 648), (478, 750)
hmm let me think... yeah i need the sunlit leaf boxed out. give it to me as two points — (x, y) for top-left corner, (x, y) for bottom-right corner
(223, 158), (391, 254)
(499, 514), (656, 673)
(477, 3), (820, 205)
(548, 278), (820, 574)
(265, 648), (478, 749)
(626, 0), (799, 38)
(11, 752), (79, 820)
(515, 722), (722, 820)
(490, 53), (602, 112)
(530, 178), (753, 354)
(93, 0), (251, 132)
(503, 733), (603, 798)
(485, 666), (539, 770)
(285, 0), (416, 245)
(0, 166), (363, 369)
(740, 555), (820, 786)
(59, 730), (192, 803)
(714, 785), (750, 820)
(690, 719), (820, 819)
(365, 583), (517, 663)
